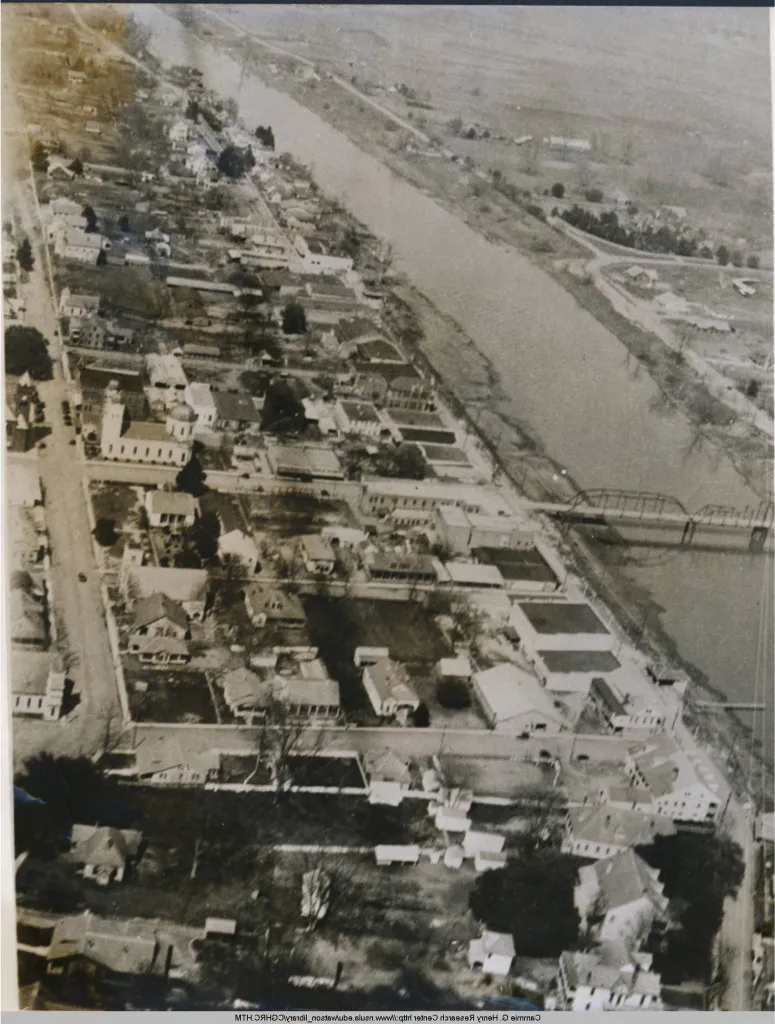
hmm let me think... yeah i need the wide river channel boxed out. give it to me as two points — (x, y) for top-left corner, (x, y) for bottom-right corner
(136, 5), (773, 762)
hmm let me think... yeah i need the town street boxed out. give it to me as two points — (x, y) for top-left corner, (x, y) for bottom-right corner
(5, 82), (121, 766)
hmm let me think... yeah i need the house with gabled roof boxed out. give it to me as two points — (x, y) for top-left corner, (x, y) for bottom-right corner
(129, 593), (189, 647)
(244, 584), (306, 628)
(557, 945), (663, 1011)
(575, 849), (668, 950)
(562, 805), (675, 860)
(624, 738), (726, 824)
(69, 825), (142, 885)
(362, 658), (420, 719)
(468, 930), (515, 976)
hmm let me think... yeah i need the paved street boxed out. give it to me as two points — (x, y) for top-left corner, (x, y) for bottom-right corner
(5, 83), (121, 766)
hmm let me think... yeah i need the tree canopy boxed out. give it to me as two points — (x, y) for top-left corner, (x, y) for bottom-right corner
(5, 325), (52, 380)
(82, 204), (98, 233)
(255, 124), (275, 150)
(185, 511), (221, 561)
(176, 454), (208, 497)
(637, 832), (745, 983)
(551, 182), (565, 199)
(94, 517), (119, 547)
(30, 142), (49, 173)
(469, 846), (580, 957)
(16, 237), (34, 272)
(260, 379), (306, 434)
(218, 144), (255, 180)
(282, 302), (307, 335)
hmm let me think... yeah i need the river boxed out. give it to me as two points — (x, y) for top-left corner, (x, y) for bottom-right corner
(134, 5), (773, 762)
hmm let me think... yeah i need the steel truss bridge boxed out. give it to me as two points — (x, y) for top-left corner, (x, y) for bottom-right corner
(524, 489), (774, 551)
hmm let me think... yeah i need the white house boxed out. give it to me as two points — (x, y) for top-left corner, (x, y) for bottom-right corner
(54, 227), (107, 265)
(69, 825), (143, 885)
(510, 600), (614, 654)
(12, 650), (66, 721)
(288, 235), (353, 276)
(218, 528), (260, 574)
(144, 489), (198, 529)
(298, 534), (336, 575)
(624, 739), (726, 824)
(653, 291), (690, 315)
(333, 399), (385, 439)
(468, 930), (515, 976)
(473, 663), (568, 735)
(123, 565), (209, 622)
(146, 353), (188, 401)
(588, 677), (666, 735)
(364, 749), (412, 806)
(184, 382), (218, 427)
(362, 658), (420, 718)
(60, 288), (101, 319)
(575, 849), (668, 949)
(558, 948), (663, 1011)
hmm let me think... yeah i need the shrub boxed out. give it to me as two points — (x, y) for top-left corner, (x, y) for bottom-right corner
(584, 187), (604, 203)
(550, 182), (565, 199)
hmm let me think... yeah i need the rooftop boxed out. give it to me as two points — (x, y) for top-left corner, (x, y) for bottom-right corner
(145, 489), (198, 517)
(338, 400), (381, 424)
(475, 546), (558, 585)
(366, 658), (418, 707)
(566, 805), (675, 849)
(48, 912), (171, 976)
(444, 561), (504, 587)
(128, 566), (209, 604)
(474, 663), (566, 728)
(132, 592), (188, 632)
(517, 601), (610, 636)
(212, 390), (262, 422)
(581, 848), (666, 914)
(540, 650), (621, 674)
(245, 583), (306, 623)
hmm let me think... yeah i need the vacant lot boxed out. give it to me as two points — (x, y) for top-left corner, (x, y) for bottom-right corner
(247, 493), (351, 537)
(126, 667), (218, 724)
(305, 598), (450, 665)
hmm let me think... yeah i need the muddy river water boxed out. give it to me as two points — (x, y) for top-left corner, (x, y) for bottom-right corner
(135, 5), (773, 760)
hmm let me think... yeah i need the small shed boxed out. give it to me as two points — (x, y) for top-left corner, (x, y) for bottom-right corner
(375, 844), (420, 867)
(463, 830), (506, 858)
(444, 845), (465, 870)
(205, 917), (237, 938)
(434, 805), (471, 833)
(468, 930), (515, 975)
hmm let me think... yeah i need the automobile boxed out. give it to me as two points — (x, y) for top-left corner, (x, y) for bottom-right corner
(241, 472), (250, 478)
(37, 442), (46, 449)
(69, 439), (76, 446)
(78, 572), (87, 582)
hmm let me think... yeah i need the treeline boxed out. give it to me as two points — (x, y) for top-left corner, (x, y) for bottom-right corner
(561, 204), (705, 257)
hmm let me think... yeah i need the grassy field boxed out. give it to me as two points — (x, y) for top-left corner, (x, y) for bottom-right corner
(235, 6), (771, 253)
(126, 668), (218, 724)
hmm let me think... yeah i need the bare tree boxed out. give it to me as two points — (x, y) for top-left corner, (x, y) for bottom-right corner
(250, 699), (326, 797)
(298, 850), (362, 931)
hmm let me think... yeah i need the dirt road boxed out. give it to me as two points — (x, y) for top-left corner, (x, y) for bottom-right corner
(5, 83), (121, 766)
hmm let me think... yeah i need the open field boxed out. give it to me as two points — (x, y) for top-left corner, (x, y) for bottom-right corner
(231, 5), (771, 255)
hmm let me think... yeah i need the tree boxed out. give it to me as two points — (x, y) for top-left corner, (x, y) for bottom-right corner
(746, 254), (760, 269)
(469, 849), (580, 957)
(282, 302), (307, 335)
(14, 753), (106, 831)
(584, 187), (604, 203)
(250, 699), (324, 795)
(82, 205), (98, 233)
(96, 250), (107, 267)
(447, 116), (463, 136)
(436, 679), (471, 709)
(255, 125), (275, 150)
(94, 517), (118, 547)
(716, 245), (731, 266)
(186, 511), (220, 561)
(730, 250), (744, 268)
(30, 141), (48, 173)
(176, 454), (208, 496)
(69, 157), (84, 176)
(222, 97), (239, 123)
(16, 237), (34, 272)
(218, 144), (255, 179)
(118, 214), (130, 233)
(550, 182), (565, 199)
(260, 380), (306, 434)
(185, 98), (200, 121)
(5, 325), (52, 379)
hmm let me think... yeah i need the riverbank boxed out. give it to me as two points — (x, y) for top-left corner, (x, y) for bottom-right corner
(132, 5), (771, 799)
(384, 285), (773, 803)
(191, 9), (772, 494)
